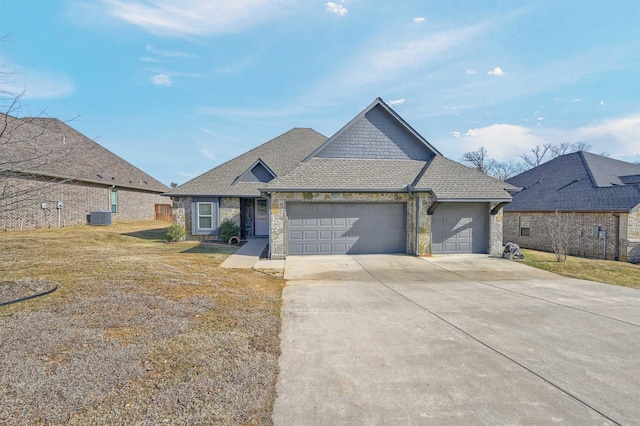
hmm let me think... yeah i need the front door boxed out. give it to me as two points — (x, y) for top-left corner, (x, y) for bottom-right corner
(255, 199), (269, 236)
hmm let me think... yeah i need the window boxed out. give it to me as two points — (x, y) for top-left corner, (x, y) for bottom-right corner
(519, 216), (530, 237)
(110, 189), (118, 214)
(192, 198), (218, 235)
(197, 202), (214, 229)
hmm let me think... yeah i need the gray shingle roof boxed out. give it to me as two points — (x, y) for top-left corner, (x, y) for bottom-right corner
(505, 152), (640, 212)
(0, 114), (169, 193)
(165, 128), (328, 197)
(261, 158), (428, 191)
(416, 156), (517, 200)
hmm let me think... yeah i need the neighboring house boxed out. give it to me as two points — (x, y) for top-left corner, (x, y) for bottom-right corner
(166, 98), (517, 259)
(0, 114), (170, 230)
(503, 152), (640, 263)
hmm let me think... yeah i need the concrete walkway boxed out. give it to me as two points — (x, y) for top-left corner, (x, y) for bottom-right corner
(219, 238), (285, 271)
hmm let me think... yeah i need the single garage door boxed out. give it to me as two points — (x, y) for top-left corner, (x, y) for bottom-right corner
(432, 203), (488, 254)
(287, 203), (406, 255)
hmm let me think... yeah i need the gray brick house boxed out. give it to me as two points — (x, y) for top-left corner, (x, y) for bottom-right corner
(503, 152), (640, 263)
(166, 98), (517, 258)
(0, 114), (169, 230)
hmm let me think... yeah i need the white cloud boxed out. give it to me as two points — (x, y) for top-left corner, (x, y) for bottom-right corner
(537, 117), (544, 121)
(414, 17), (425, 23)
(146, 44), (192, 58)
(573, 114), (640, 158)
(466, 69), (476, 75)
(487, 67), (506, 76)
(326, 2), (347, 16)
(200, 147), (216, 160)
(151, 74), (172, 86)
(457, 124), (548, 161)
(449, 114), (640, 164)
(600, 100), (605, 106)
(101, 0), (290, 36)
(326, 22), (488, 92)
(139, 56), (161, 63)
(0, 57), (74, 99)
(388, 98), (405, 105)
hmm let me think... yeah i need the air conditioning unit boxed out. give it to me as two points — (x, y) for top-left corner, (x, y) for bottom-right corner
(90, 211), (112, 226)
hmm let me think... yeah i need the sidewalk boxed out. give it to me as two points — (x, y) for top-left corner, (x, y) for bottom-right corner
(219, 239), (285, 271)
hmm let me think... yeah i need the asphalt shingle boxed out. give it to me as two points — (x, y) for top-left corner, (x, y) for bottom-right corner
(165, 128), (328, 197)
(505, 152), (640, 212)
(0, 115), (168, 193)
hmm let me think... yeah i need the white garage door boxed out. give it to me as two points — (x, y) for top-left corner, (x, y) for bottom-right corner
(432, 203), (488, 254)
(287, 203), (406, 255)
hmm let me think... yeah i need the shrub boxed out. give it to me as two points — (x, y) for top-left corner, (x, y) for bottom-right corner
(166, 223), (186, 242)
(219, 219), (240, 242)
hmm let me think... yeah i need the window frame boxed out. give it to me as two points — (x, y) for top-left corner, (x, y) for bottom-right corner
(519, 216), (531, 237)
(192, 198), (219, 235)
(110, 189), (118, 214)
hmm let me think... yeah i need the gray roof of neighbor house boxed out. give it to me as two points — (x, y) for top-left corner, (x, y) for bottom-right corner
(505, 151), (640, 212)
(165, 128), (329, 197)
(1, 114), (169, 193)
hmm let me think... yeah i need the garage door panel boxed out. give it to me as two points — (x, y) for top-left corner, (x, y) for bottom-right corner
(287, 203), (406, 255)
(432, 203), (487, 254)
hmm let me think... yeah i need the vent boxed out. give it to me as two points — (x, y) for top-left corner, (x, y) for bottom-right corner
(90, 211), (112, 226)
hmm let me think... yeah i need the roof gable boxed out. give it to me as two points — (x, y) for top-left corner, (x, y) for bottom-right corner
(166, 128), (328, 197)
(232, 158), (276, 185)
(307, 98), (441, 161)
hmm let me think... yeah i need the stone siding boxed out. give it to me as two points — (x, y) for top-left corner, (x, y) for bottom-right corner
(504, 211), (638, 262)
(268, 192), (435, 259)
(315, 106), (434, 161)
(171, 196), (244, 242)
(489, 203), (505, 255)
(220, 197), (241, 226)
(627, 204), (640, 263)
(1, 175), (165, 230)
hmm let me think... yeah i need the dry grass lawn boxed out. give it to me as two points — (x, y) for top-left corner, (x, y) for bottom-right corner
(0, 221), (284, 425)
(521, 249), (640, 289)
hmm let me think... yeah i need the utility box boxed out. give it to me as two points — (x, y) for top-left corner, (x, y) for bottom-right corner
(90, 211), (112, 226)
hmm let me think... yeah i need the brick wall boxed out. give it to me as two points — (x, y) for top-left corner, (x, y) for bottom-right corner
(0, 175), (165, 230)
(504, 211), (638, 262)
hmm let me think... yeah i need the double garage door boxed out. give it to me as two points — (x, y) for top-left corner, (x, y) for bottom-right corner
(432, 203), (488, 254)
(287, 203), (406, 255)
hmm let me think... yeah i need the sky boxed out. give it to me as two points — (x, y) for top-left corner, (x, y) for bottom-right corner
(0, 0), (638, 186)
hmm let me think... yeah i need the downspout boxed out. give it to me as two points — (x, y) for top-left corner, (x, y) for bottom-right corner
(613, 213), (620, 261)
(407, 185), (420, 256)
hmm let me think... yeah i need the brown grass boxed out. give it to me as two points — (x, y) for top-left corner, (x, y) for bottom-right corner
(521, 249), (640, 289)
(0, 221), (284, 425)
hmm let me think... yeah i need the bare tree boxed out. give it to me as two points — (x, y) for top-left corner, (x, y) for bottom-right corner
(460, 147), (496, 175)
(491, 160), (527, 181)
(549, 141), (592, 158)
(544, 211), (577, 262)
(520, 144), (552, 168)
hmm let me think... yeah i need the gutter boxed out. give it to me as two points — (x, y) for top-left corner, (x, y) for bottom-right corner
(257, 186), (433, 193)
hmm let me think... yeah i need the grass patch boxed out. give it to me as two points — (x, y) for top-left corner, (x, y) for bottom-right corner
(521, 249), (640, 289)
(0, 221), (284, 425)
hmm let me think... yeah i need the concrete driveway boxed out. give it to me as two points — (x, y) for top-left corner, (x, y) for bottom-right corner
(273, 255), (640, 425)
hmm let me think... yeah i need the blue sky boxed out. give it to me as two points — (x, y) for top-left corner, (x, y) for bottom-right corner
(1, 0), (638, 186)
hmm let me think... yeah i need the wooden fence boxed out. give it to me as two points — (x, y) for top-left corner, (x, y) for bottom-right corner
(154, 204), (172, 222)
